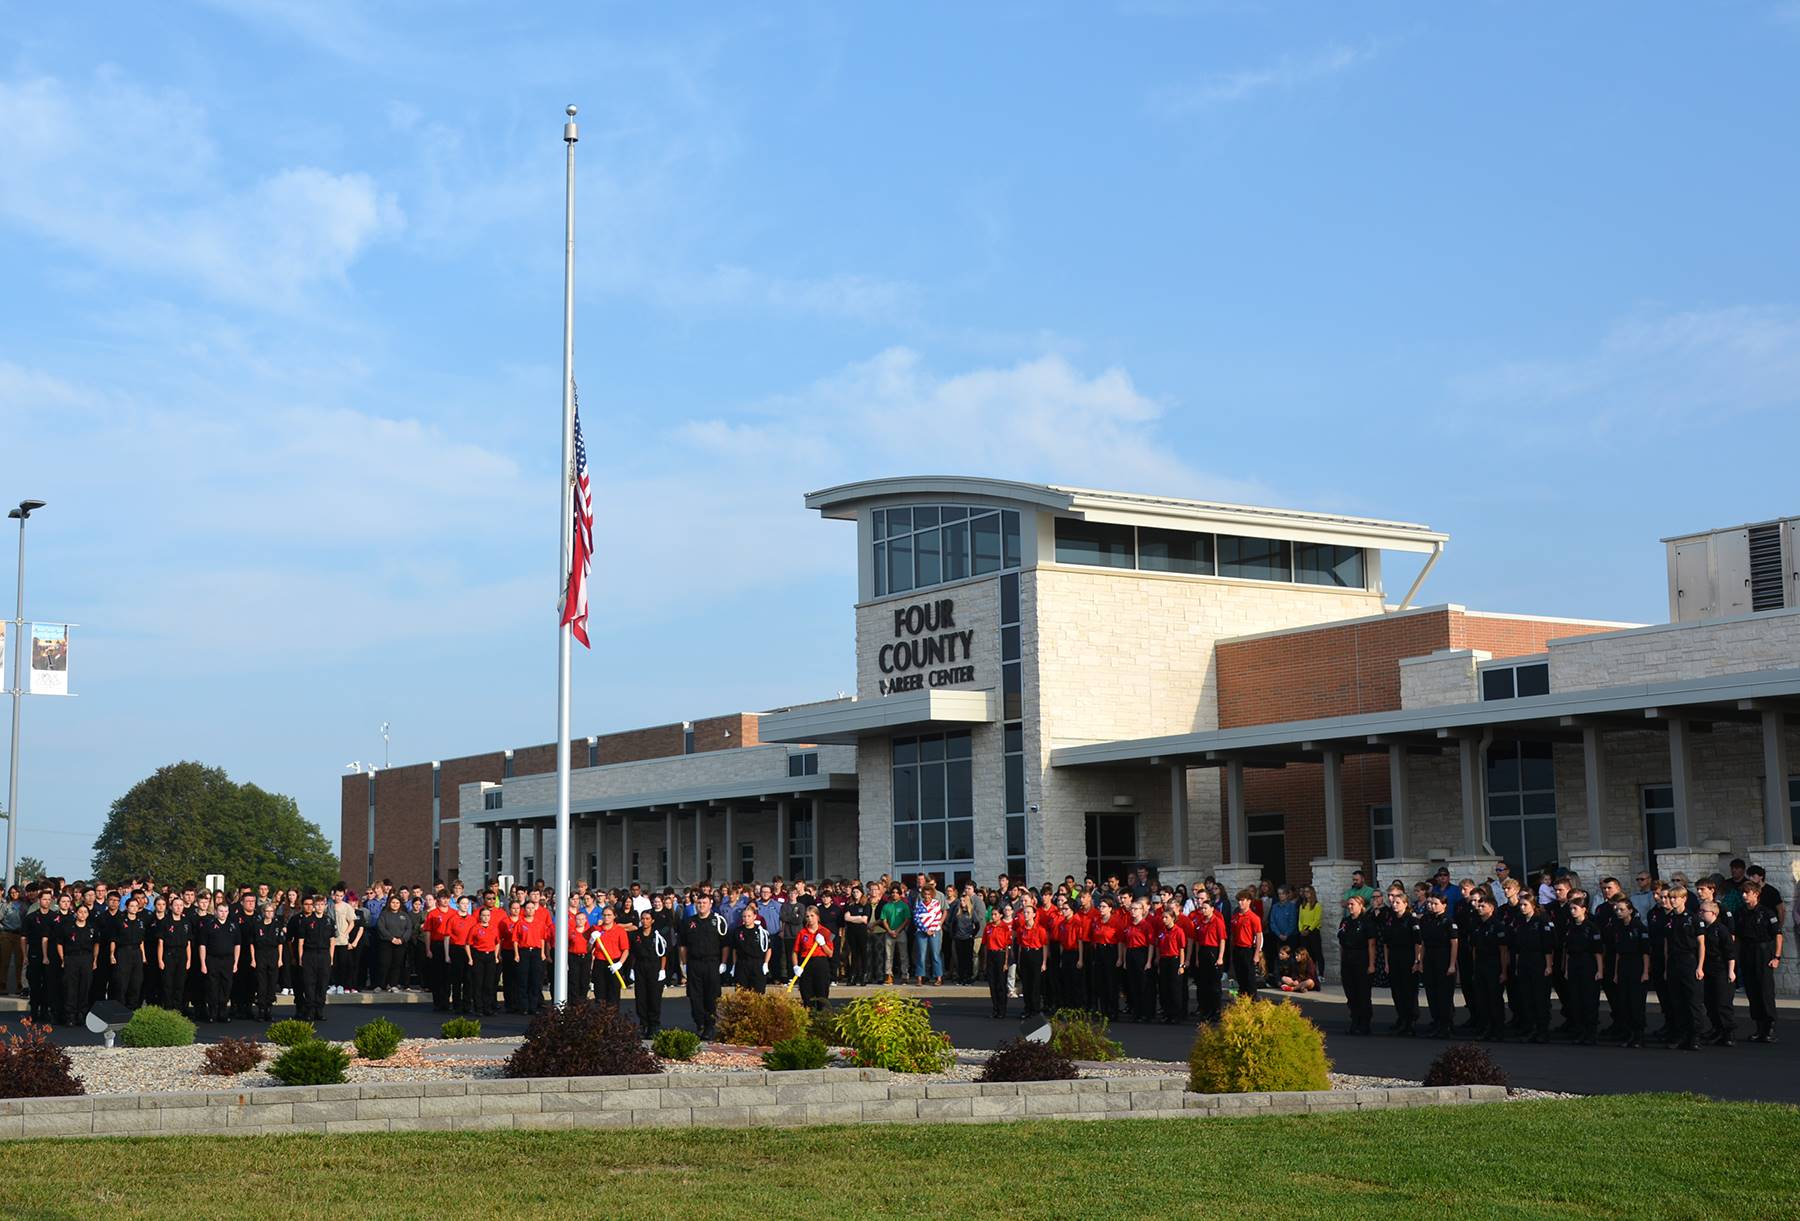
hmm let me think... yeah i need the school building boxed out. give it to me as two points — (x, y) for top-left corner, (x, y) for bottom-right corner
(341, 481), (1800, 992)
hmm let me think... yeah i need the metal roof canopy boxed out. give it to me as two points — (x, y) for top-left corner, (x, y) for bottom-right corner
(464, 770), (857, 828)
(1049, 666), (1800, 770)
(759, 687), (996, 745)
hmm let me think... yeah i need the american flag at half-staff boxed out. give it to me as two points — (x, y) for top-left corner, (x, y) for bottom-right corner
(560, 385), (593, 648)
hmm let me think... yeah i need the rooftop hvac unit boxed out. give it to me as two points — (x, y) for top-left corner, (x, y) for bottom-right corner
(1663, 517), (1799, 623)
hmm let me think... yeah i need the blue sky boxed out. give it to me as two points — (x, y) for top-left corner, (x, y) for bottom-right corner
(3, 3), (1799, 876)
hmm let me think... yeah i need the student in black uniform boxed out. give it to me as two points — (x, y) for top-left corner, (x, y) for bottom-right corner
(1418, 892), (1460, 1038)
(1562, 895), (1604, 1045)
(159, 898), (193, 1018)
(142, 896), (168, 1008)
(1468, 895), (1510, 1042)
(1698, 900), (1736, 1047)
(1379, 891), (1422, 1036)
(199, 906), (240, 1022)
(1337, 896), (1377, 1036)
(628, 910), (669, 1038)
(250, 904), (287, 1022)
(1736, 880), (1783, 1043)
(679, 895), (728, 1039)
(23, 892), (60, 1023)
(58, 904), (98, 1023)
(1662, 885), (1705, 1051)
(229, 893), (260, 1019)
(297, 895), (335, 1022)
(732, 906), (771, 993)
(91, 894), (119, 1008)
(1510, 893), (1555, 1043)
(109, 896), (148, 1009)
(1607, 896), (1651, 1048)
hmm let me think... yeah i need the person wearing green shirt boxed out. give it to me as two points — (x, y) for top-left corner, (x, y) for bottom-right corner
(1344, 869), (1376, 909)
(875, 889), (913, 984)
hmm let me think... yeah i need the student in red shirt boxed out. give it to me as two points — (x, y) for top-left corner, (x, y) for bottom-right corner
(1056, 898), (1088, 1011)
(1122, 900), (1157, 1022)
(1154, 909), (1188, 1025)
(981, 908), (1014, 1019)
(446, 896), (477, 1016)
(565, 909), (592, 1003)
(513, 899), (546, 1015)
(423, 899), (453, 1012)
(592, 907), (631, 1006)
(1039, 901), (1065, 1011)
(1229, 889), (1265, 1005)
(499, 900), (524, 1014)
(1189, 895), (1228, 1023)
(1086, 897), (1123, 1021)
(468, 906), (502, 1017)
(1015, 905), (1050, 1018)
(794, 906), (835, 1006)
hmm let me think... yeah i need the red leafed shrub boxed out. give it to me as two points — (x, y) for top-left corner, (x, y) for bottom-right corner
(0, 1020), (85, 1098)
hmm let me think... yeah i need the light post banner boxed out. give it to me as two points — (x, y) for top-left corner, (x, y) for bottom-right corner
(29, 624), (69, 696)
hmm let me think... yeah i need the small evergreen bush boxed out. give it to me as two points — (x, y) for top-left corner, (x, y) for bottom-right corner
(1423, 1043), (1509, 1089)
(352, 1017), (403, 1061)
(762, 1035), (831, 1072)
(715, 990), (810, 1047)
(265, 1019), (316, 1047)
(835, 991), (954, 1074)
(505, 1002), (659, 1079)
(119, 1006), (195, 1048)
(652, 1028), (701, 1061)
(440, 1017), (483, 1040)
(0, 1020), (84, 1098)
(978, 1038), (1078, 1083)
(1187, 998), (1331, 1094)
(1049, 1009), (1124, 1062)
(268, 1039), (350, 1086)
(201, 1037), (264, 1076)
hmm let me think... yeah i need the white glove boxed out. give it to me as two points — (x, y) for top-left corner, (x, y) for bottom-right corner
(657, 969), (665, 983)
(720, 962), (729, 976)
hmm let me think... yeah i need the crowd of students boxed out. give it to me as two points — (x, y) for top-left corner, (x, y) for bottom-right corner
(0, 859), (1786, 1052)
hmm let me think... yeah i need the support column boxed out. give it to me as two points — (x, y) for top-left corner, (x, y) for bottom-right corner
(1668, 716), (1695, 848)
(509, 826), (522, 885)
(1449, 735), (1498, 885)
(1376, 744), (1432, 887)
(1308, 859), (1365, 985)
(620, 816), (632, 888)
(1169, 765), (1190, 868)
(1212, 761), (1260, 895)
(1762, 710), (1792, 849)
(1322, 750), (1345, 861)
(723, 805), (736, 885)
(695, 807), (705, 882)
(532, 825), (544, 887)
(1568, 726), (1631, 887)
(778, 799), (792, 881)
(592, 816), (604, 890)
(664, 810), (675, 888)
(811, 798), (823, 880)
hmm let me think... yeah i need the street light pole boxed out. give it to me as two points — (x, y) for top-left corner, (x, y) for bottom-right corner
(5, 499), (46, 891)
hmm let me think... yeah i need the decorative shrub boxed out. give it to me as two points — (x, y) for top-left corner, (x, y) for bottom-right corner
(1187, 998), (1331, 1094)
(652, 1027), (701, 1062)
(505, 1001), (659, 1079)
(265, 1019), (316, 1048)
(352, 1018), (404, 1061)
(201, 1036), (264, 1076)
(762, 1034), (831, 1072)
(715, 990), (810, 1047)
(807, 1003), (843, 1047)
(0, 1020), (84, 1098)
(1049, 1009), (1124, 1062)
(977, 1037), (1078, 1083)
(118, 1005), (195, 1048)
(1423, 1043), (1510, 1090)
(268, 1039), (350, 1086)
(440, 1017), (483, 1040)
(835, 991), (954, 1074)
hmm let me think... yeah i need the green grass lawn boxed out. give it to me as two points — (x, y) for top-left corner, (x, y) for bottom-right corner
(3, 1095), (1794, 1219)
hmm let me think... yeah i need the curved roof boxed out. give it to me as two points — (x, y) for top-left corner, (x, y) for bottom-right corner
(804, 475), (1447, 553)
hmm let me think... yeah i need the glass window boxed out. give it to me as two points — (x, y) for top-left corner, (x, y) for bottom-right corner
(1217, 535), (1291, 582)
(972, 513), (1003, 575)
(1486, 740), (1557, 875)
(940, 506), (968, 521)
(1006, 817), (1025, 856)
(1481, 668), (1515, 701)
(943, 522), (969, 581)
(1369, 804), (1394, 861)
(1002, 625), (1020, 662)
(788, 755), (803, 778)
(913, 506), (940, 528)
(1054, 517), (1134, 568)
(888, 507), (910, 534)
(1514, 663), (1550, 698)
(1642, 785), (1675, 876)
(1003, 662), (1022, 720)
(1295, 543), (1365, 588)
(1000, 572), (1019, 625)
(946, 731), (972, 760)
(946, 761), (973, 818)
(1002, 511), (1021, 569)
(892, 730), (975, 866)
(1138, 526), (1213, 575)
(872, 509), (886, 540)
(915, 528), (941, 587)
(920, 762), (946, 820)
(887, 533), (913, 593)
(1005, 754), (1025, 812)
(948, 819), (974, 861)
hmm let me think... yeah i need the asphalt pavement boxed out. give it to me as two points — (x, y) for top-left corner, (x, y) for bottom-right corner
(30, 985), (1800, 1104)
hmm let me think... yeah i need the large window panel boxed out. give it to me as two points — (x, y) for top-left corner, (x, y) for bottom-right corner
(887, 533), (914, 593)
(1138, 526), (1213, 575)
(972, 513), (1004, 575)
(914, 527), (941, 587)
(943, 521), (969, 581)
(1054, 517), (1135, 569)
(1218, 535), (1292, 582)
(1295, 543), (1365, 588)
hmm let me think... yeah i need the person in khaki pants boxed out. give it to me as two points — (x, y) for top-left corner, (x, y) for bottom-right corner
(0, 886), (24, 995)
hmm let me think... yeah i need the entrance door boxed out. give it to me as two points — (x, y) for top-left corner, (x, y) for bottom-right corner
(1642, 785), (1676, 875)
(1085, 813), (1138, 883)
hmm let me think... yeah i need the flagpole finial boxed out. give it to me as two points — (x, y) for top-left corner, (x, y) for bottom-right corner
(564, 104), (579, 144)
(566, 103), (578, 117)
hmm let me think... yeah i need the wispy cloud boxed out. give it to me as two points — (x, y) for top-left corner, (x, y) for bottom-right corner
(1449, 305), (1800, 435)
(0, 69), (402, 308)
(1149, 39), (1382, 115)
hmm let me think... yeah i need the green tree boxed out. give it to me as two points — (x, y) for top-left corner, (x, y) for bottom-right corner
(90, 762), (339, 893)
(14, 855), (47, 885)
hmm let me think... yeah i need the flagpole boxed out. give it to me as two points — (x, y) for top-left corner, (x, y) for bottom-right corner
(553, 103), (578, 1008)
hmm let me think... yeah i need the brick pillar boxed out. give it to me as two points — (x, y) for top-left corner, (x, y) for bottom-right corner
(1309, 858), (1364, 984)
